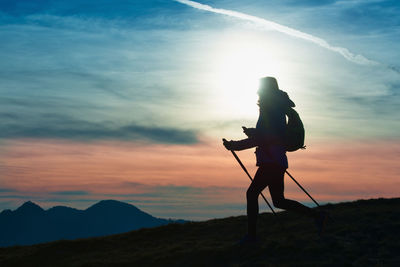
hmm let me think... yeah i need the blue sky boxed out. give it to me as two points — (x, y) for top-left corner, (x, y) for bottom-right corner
(0, 0), (399, 219)
(1, 0), (399, 142)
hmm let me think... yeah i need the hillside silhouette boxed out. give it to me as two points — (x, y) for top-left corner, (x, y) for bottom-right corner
(0, 198), (398, 266)
(0, 200), (185, 247)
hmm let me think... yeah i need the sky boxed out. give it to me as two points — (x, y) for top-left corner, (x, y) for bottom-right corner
(0, 0), (399, 220)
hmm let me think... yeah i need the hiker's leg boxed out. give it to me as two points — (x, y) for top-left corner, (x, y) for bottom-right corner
(246, 166), (269, 237)
(268, 166), (316, 217)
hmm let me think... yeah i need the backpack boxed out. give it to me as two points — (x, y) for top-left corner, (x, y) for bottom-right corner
(285, 107), (306, 152)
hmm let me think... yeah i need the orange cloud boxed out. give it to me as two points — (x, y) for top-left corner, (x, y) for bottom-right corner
(0, 138), (398, 218)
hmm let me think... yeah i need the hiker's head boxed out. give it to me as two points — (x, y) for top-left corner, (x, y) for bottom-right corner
(258, 77), (279, 96)
(257, 77), (279, 108)
(257, 76), (295, 109)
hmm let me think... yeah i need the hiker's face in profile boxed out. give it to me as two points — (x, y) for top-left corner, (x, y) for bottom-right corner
(258, 89), (274, 108)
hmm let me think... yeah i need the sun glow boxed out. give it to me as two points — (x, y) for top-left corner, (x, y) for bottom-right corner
(211, 34), (287, 118)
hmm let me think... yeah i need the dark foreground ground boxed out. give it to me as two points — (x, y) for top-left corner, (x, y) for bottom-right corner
(0, 198), (399, 266)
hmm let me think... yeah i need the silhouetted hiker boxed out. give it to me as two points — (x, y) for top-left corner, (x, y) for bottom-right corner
(223, 77), (326, 245)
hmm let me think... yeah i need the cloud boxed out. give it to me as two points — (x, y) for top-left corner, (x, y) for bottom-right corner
(0, 11), (210, 144)
(0, 194), (32, 199)
(0, 188), (16, 193)
(0, 112), (199, 144)
(111, 185), (240, 199)
(174, 0), (379, 66)
(0, 12), (216, 142)
(51, 190), (90, 196)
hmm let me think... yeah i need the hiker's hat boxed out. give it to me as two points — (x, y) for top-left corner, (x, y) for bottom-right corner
(258, 76), (279, 94)
(258, 76), (295, 107)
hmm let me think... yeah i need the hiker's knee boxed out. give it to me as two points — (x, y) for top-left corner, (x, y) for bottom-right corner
(272, 198), (285, 208)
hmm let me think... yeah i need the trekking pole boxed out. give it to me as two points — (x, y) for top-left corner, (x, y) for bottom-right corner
(223, 140), (276, 215)
(285, 170), (321, 208)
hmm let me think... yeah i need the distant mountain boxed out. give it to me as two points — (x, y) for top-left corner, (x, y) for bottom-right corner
(0, 200), (185, 247)
(0, 198), (399, 266)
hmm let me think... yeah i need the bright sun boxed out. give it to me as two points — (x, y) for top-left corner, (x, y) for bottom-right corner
(210, 33), (287, 119)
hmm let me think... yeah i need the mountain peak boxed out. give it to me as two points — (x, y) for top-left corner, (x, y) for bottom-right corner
(87, 200), (139, 211)
(16, 201), (44, 213)
(0, 199), (183, 247)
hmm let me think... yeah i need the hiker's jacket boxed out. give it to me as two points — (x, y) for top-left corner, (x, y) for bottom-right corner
(229, 107), (288, 169)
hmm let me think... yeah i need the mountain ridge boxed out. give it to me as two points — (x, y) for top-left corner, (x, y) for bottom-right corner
(0, 199), (185, 247)
(0, 197), (398, 266)
(15, 201), (44, 214)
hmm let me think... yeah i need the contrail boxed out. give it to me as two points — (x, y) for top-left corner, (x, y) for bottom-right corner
(174, 0), (378, 66)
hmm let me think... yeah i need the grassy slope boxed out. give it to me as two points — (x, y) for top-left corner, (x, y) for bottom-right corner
(0, 198), (399, 267)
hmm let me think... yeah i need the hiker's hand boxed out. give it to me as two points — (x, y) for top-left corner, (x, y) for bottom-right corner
(223, 138), (257, 151)
(285, 106), (294, 115)
(222, 138), (234, 151)
(242, 126), (257, 138)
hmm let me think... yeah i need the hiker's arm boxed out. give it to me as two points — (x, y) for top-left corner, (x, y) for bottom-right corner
(223, 138), (258, 151)
(243, 127), (283, 146)
(256, 135), (283, 146)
